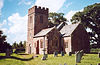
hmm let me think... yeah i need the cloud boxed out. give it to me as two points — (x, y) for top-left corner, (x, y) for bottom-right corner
(65, 10), (78, 21)
(18, 0), (32, 5)
(65, 9), (83, 21)
(0, 20), (7, 27)
(0, 0), (3, 16)
(66, 2), (72, 8)
(7, 13), (28, 44)
(34, 0), (66, 12)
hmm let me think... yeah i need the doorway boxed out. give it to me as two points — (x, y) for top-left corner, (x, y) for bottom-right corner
(36, 40), (39, 54)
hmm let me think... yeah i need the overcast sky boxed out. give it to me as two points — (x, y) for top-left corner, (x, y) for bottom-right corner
(0, 0), (99, 44)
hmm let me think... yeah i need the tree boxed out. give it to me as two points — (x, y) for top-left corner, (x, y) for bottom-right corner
(12, 41), (18, 49)
(48, 12), (67, 27)
(0, 30), (11, 53)
(19, 41), (23, 49)
(71, 3), (100, 48)
(23, 41), (26, 49)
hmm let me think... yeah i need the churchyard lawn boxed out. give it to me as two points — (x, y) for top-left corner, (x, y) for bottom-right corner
(0, 53), (100, 65)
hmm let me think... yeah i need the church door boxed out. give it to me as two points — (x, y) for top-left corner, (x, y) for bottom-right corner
(36, 41), (39, 54)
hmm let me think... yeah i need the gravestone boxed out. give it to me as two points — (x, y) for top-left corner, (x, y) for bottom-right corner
(80, 50), (84, 59)
(98, 52), (100, 58)
(64, 63), (67, 65)
(6, 49), (11, 57)
(75, 51), (81, 63)
(41, 54), (47, 60)
(61, 51), (64, 56)
(80, 50), (84, 56)
(68, 52), (72, 56)
(54, 51), (58, 57)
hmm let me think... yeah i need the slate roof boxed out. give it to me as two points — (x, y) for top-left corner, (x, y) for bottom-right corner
(57, 22), (65, 31)
(60, 22), (80, 37)
(34, 27), (55, 38)
(34, 22), (80, 38)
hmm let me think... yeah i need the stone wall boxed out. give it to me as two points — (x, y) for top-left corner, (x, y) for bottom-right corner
(71, 24), (90, 53)
(47, 28), (61, 54)
(63, 37), (72, 54)
(26, 6), (49, 54)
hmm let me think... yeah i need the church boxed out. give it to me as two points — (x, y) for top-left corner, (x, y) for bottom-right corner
(26, 6), (90, 54)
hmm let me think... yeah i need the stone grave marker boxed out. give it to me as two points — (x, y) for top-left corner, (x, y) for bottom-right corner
(64, 63), (67, 65)
(75, 51), (81, 63)
(41, 54), (47, 60)
(80, 50), (84, 56)
(54, 51), (58, 57)
(61, 51), (64, 56)
(68, 52), (72, 56)
(6, 49), (11, 57)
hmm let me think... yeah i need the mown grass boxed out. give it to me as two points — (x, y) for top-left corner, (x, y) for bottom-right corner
(0, 53), (100, 65)
(91, 48), (100, 53)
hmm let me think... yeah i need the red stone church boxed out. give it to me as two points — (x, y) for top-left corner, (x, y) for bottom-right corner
(26, 6), (90, 54)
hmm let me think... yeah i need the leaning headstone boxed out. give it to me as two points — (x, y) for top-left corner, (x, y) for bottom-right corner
(68, 52), (72, 56)
(54, 51), (58, 57)
(61, 51), (64, 56)
(80, 50), (83, 59)
(80, 50), (84, 56)
(6, 49), (11, 57)
(75, 51), (81, 63)
(98, 52), (100, 58)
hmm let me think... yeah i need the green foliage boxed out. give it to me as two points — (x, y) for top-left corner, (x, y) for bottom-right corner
(0, 53), (100, 65)
(12, 41), (26, 49)
(71, 3), (100, 47)
(48, 12), (67, 27)
(91, 48), (100, 53)
(0, 30), (11, 53)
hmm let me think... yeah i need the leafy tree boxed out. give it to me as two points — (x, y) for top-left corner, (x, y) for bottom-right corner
(0, 30), (11, 52)
(23, 41), (26, 49)
(19, 41), (23, 48)
(71, 3), (100, 48)
(48, 12), (67, 27)
(12, 41), (18, 49)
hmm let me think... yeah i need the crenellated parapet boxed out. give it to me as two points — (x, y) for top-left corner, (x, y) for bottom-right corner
(28, 6), (49, 15)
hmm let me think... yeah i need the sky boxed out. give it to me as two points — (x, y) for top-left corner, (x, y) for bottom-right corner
(0, 0), (100, 45)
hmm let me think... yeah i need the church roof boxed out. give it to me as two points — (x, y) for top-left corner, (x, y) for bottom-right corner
(60, 22), (80, 37)
(34, 27), (55, 38)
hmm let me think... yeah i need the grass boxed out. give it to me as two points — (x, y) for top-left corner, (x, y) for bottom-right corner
(90, 48), (100, 53)
(0, 53), (100, 65)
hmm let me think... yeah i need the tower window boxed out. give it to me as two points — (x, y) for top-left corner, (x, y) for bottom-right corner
(40, 15), (43, 23)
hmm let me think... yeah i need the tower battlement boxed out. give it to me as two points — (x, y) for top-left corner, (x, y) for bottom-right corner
(28, 6), (49, 15)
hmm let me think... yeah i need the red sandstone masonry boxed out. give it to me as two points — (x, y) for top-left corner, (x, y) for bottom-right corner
(28, 6), (48, 15)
